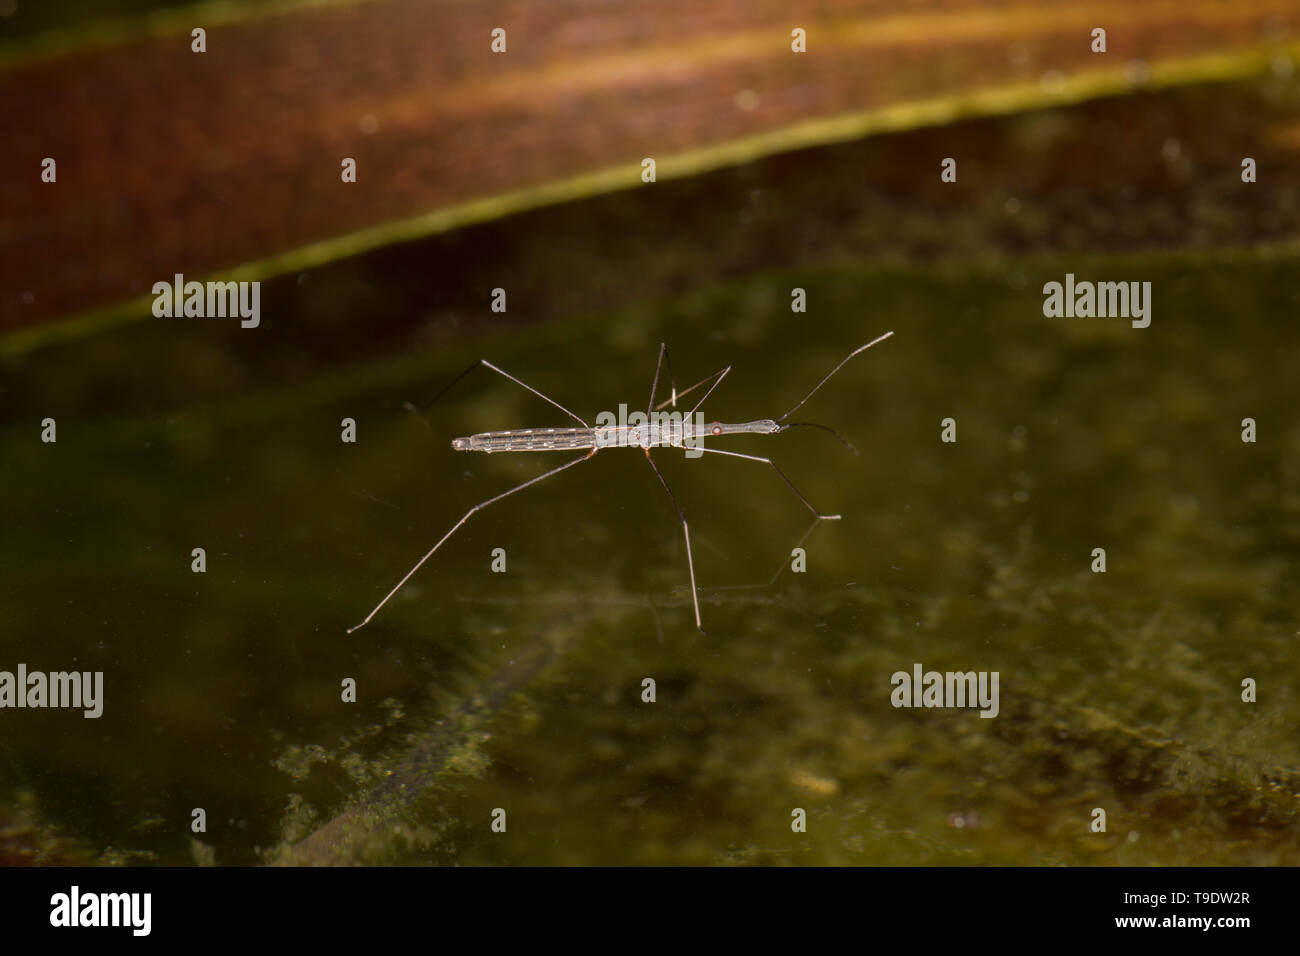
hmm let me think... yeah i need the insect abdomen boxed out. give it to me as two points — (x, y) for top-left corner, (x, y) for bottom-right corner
(452, 428), (596, 453)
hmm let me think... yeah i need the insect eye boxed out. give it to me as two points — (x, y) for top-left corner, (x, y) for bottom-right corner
(711, 423), (722, 436)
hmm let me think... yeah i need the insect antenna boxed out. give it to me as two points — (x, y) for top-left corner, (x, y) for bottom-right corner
(779, 421), (859, 456)
(776, 331), (893, 423)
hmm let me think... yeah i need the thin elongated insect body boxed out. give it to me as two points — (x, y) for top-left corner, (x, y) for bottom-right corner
(453, 428), (596, 453)
(348, 331), (893, 635)
(452, 418), (783, 453)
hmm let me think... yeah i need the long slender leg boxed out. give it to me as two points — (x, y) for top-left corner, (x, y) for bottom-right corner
(416, 358), (589, 427)
(348, 450), (596, 633)
(685, 446), (842, 520)
(654, 366), (729, 413)
(644, 449), (705, 633)
(480, 360), (589, 427)
(647, 343), (679, 418)
(686, 366), (730, 416)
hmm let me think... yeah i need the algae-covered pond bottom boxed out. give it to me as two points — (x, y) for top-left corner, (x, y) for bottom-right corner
(1, 247), (1298, 865)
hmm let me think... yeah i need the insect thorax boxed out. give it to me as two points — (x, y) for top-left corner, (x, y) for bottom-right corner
(592, 406), (708, 449)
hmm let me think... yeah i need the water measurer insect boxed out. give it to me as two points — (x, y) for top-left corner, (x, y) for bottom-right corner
(348, 331), (894, 634)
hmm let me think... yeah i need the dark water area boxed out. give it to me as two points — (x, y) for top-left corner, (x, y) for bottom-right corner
(1, 72), (1298, 865)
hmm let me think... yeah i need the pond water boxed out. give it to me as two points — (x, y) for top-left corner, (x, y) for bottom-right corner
(2, 75), (1298, 865)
